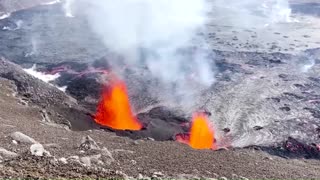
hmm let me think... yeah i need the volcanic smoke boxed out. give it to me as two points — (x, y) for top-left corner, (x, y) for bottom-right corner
(95, 78), (142, 131)
(68, 0), (215, 108)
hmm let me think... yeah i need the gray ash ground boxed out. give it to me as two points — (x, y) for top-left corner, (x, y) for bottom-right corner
(1, 0), (320, 179)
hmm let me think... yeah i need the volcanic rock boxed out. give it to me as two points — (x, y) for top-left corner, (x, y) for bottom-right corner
(58, 157), (68, 164)
(130, 159), (137, 165)
(152, 171), (164, 178)
(231, 174), (249, 180)
(116, 170), (130, 180)
(223, 128), (231, 133)
(0, 148), (18, 159)
(10, 131), (37, 144)
(279, 106), (291, 112)
(67, 156), (82, 165)
(80, 154), (104, 167)
(146, 137), (155, 141)
(260, 137), (320, 159)
(0, 57), (97, 131)
(30, 143), (50, 157)
(176, 174), (200, 180)
(100, 147), (115, 165)
(49, 157), (58, 165)
(80, 156), (92, 167)
(11, 140), (18, 145)
(137, 173), (145, 179)
(239, 176), (249, 180)
(79, 135), (100, 151)
(64, 72), (104, 103)
(146, 106), (189, 124)
(109, 106), (189, 141)
(253, 126), (263, 131)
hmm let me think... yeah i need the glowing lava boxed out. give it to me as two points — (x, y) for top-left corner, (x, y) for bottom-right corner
(95, 79), (142, 130)
(177, 113), (216, 150)
(189, 113), (216, 149)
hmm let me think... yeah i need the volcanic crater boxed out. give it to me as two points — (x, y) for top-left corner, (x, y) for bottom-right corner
(1, 0), (320, 179)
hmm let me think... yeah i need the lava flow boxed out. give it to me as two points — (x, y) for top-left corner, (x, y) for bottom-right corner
(177, 112), (216, 150)
(95, 78), (142, 130)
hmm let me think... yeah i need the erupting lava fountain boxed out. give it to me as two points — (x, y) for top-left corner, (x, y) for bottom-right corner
(177, 112), (217, 150)
(189, 113), (216, 149)
(95, 78), (142, 130)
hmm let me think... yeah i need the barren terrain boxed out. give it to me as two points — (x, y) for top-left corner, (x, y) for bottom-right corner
(0, 0), (320, 179)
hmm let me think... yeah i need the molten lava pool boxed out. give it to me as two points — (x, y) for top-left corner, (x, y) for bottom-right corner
(95, 78), (142, 130)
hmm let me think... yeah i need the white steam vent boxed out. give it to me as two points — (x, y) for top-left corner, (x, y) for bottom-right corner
(24, 65), (60, 83)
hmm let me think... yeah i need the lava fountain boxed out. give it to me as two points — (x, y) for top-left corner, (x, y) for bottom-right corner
(177, 112), (216, 150)
(190, 113), (216, 149)
(95, 78), (142, 130)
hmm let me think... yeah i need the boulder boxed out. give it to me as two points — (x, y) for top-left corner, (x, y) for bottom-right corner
(10, 131), (37, 144)
(30, 143), (50, 157)
(0, 147), (18, 159)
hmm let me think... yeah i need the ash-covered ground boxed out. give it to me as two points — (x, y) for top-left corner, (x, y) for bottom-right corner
(0, 0), (320, 179)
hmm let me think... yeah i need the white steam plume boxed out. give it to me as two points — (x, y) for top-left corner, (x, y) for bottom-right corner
(24, 64), (60, 83)
(25, 37), (38, 57)
(63, 0), (75, 18)
(68, 0), (215, 107)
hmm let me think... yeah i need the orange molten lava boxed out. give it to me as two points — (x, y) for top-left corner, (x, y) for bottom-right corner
(95, 79), (142, 130)
(189, 113), (216, 150)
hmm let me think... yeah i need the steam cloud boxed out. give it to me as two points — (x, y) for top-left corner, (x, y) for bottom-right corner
(65, 0), (292, 108)
(68, 0), (215, 107)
